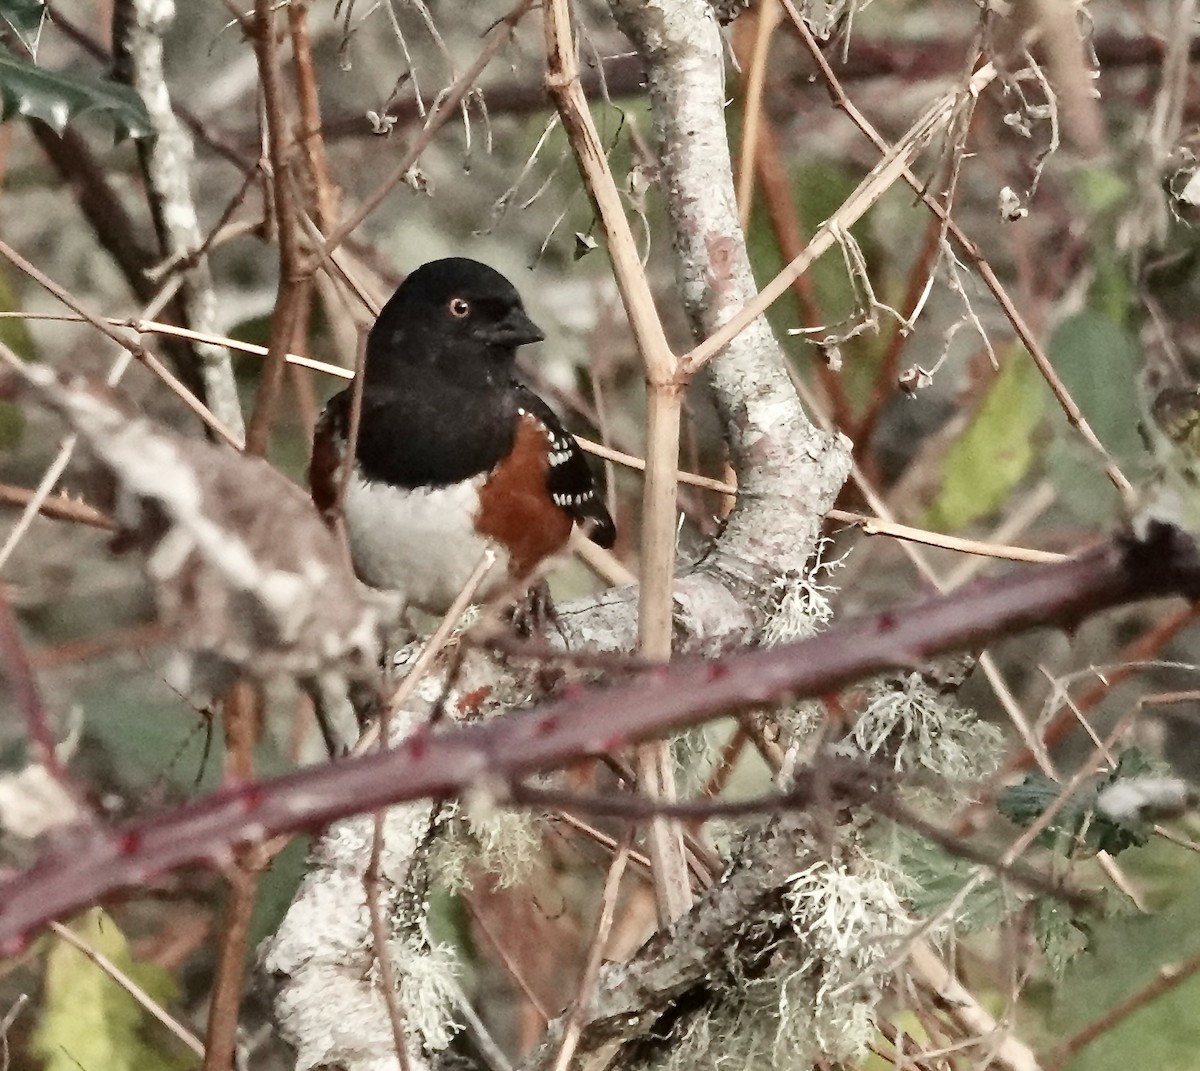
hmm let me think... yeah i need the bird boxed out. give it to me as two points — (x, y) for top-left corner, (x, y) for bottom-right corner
(310, 257), (616, 617)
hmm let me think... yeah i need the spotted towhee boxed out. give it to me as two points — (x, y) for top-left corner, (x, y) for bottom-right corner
(310, 258), (616, 614)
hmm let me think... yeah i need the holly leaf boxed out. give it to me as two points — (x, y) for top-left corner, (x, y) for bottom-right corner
(0, 0), (44, 43)
(0, 52), (152, 140)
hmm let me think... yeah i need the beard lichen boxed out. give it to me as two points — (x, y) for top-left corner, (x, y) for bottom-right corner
(848, 671), (1004, 785)
(648, 852), (910, 1071)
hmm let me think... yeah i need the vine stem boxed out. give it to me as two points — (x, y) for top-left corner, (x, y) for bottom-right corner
(542, 0), (692, 925)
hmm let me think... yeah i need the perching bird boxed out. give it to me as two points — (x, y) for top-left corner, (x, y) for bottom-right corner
(310, 257), (616, 615)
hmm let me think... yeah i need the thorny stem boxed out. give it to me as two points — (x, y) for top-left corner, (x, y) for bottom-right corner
(0, 587), (67, 782)
(1, 525), (1197, 948)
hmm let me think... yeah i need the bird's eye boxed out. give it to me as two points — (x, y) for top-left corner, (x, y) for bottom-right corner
(448, 297), (471, 319)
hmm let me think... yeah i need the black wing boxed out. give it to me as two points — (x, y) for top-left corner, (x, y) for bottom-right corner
(514, 385), (616, 549)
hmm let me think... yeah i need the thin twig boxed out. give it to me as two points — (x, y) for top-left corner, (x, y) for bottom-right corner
(0, 240), (242, 447)
(734, 0), (780, 230)
(678, 59), (1000, 375)
(551, 832), (632, 1071)
(364, 810), (413, 1071)
(244, 0), (311, 458)
(543, 0), (692, 928)
(463, 892), (553, 1024)
(203, 680), (269, 1071)
(312, 0), (536, 266)
(354, 549), (497, 756)
(0, 281), (181, 573)
(782, 2), (1132, 499)
(0, 485), (113, 530)
(1047, 947), (1200, 1070)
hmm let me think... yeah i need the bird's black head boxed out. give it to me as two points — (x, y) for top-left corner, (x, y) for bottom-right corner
(366, 258), (543, 387)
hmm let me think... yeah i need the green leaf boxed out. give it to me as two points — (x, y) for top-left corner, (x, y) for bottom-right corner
(0, 0), (44, 43)
(899, 834), (1009, 930)
(1047, 309), (1144, 460)
(1034, 899), (1090, 977)
(997, 771), (1061, 828)
(0, 52), (152, 140)
(926, 350), (1046, 531)
(1045, 438), (1119, 524)
(32, 909), (188, 1071)
(998, 749), (1160, 858)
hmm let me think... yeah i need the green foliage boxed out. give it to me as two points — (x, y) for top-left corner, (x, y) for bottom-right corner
(0, 51), (152, 140)
(1047, 310), (1144, 460)
(998, 750), (1159, 858)
(1073, 165), (1134, 326)
(898, 834), (1094, 974)
(247, 834), (311, 949)
(1033, 899), (1091, 978)
(31, 909), (188, 1071)
(925, 350), (1046, 531)
(1036, 838), (1200, 1071)
(0, 0), (44, 43)
(899, 834), (1009, 930)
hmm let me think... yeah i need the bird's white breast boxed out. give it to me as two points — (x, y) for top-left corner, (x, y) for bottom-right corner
(342, 472), (509, 613)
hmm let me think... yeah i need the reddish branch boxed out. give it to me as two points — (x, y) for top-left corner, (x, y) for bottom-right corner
(314, 31), (1186, 143)
(0, 588), (67, 781)
(0, 523), (1197, 950)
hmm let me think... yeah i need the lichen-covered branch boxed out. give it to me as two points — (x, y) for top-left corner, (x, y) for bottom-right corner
(112, 0), (246, 440)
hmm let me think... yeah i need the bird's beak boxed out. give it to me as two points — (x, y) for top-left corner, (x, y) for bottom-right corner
(478, 307), (544, 347)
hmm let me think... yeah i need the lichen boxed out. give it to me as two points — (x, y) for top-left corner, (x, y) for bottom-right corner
(428, 802), (544, 891)
(848, 672), (1004, 784)
(760, 540), (845, 646)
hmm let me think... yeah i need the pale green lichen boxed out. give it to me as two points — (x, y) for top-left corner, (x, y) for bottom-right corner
(429, 802), (544, 892)
(657, 854), (909, 1071)
(385, 924), (462, 1052)
(760, 541), (844, 647)
(848, 672), (1004, 784)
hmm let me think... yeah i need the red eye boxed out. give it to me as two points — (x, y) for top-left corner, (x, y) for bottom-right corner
(448, 297), (470, 319)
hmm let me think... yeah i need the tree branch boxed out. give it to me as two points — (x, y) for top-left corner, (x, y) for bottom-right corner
(1, 525), (1197, 951)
